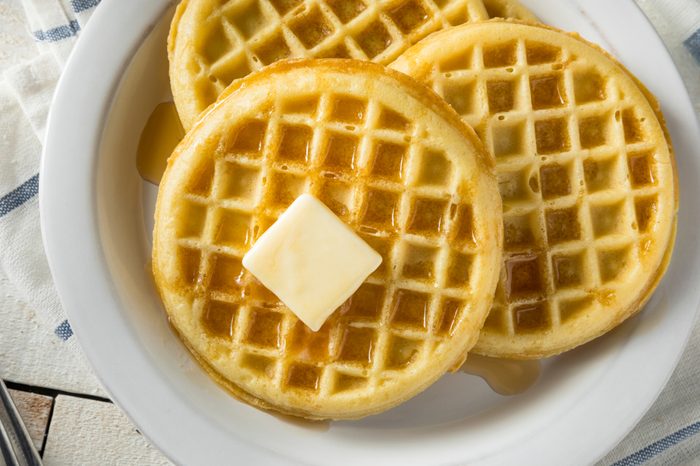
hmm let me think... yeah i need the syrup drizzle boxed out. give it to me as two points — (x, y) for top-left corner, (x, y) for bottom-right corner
(461, 354), (540, 396)
(137, 102), (185, 184)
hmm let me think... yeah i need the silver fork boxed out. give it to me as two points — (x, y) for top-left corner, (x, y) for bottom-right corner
(0, 379), (42, 466)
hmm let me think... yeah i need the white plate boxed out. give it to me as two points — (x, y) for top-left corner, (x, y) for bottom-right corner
(40, 0), (700, 464)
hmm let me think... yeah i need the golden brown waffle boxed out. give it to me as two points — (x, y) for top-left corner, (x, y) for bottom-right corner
(392, 21), (678, 358)
(153, 60), (503, 418)
(168, 0), (494, 130)
(481, 0), (537, 21)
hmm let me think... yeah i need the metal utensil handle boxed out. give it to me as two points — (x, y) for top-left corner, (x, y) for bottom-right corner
(0, 380), (42, 466)
(0, 417), (20, 466)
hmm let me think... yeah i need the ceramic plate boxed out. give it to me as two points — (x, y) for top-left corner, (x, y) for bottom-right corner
(40, 0), (700, 464)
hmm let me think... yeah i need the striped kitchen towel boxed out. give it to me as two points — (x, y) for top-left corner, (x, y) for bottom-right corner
(0, 0), (698, 464)
(0, 0), (101, 346)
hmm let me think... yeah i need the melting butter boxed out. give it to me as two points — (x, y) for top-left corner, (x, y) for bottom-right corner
(242, 194), (382, 332)
(461, 354), (540, 396)
(137, 102), (185, 184)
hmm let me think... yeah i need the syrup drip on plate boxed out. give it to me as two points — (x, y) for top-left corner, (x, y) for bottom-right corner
(137, 102), (185, 184)
(461, 354), (540, 396)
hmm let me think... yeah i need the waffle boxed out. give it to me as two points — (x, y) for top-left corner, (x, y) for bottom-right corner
(392, 21), (678, 358)
(481, 0), (537, 21)
(153, 60), (503, 418)
(168, 0), (494, 130)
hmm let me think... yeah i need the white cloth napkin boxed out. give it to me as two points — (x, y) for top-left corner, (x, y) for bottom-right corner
(0, 0), (698, 464)
(1, 0), (102, 352)
(0, 0), (100, 347)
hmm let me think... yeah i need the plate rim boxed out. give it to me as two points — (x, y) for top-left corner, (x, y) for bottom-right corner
(39, 0), (700, 464)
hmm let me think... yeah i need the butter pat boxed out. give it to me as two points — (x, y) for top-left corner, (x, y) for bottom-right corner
(242, 194), (382, 331)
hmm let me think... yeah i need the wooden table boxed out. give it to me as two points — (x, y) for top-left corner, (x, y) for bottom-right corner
(1, 276), (170, 464)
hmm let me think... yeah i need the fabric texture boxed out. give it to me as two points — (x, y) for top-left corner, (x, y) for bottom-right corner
(0, 0), (697, 463)
(0, 0), (99, 352)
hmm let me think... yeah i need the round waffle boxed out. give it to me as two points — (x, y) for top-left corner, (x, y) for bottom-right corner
(392, 21), (678, 359)
(168, 0), (497, 130)
(153, 59), (503, 419)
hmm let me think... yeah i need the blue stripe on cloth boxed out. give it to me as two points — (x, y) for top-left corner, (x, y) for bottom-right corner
(612, 421), (700, 466)
(0, 174), (39, 218)
(33, 19), (80, 42)
(54, 320), (73, 341)
(71, 0), (101, 13)
(684, 29), (700, 63)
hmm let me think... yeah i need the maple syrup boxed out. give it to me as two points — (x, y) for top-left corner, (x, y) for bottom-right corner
(137, 102), (185, 184)
(461, 354), (540, 396)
